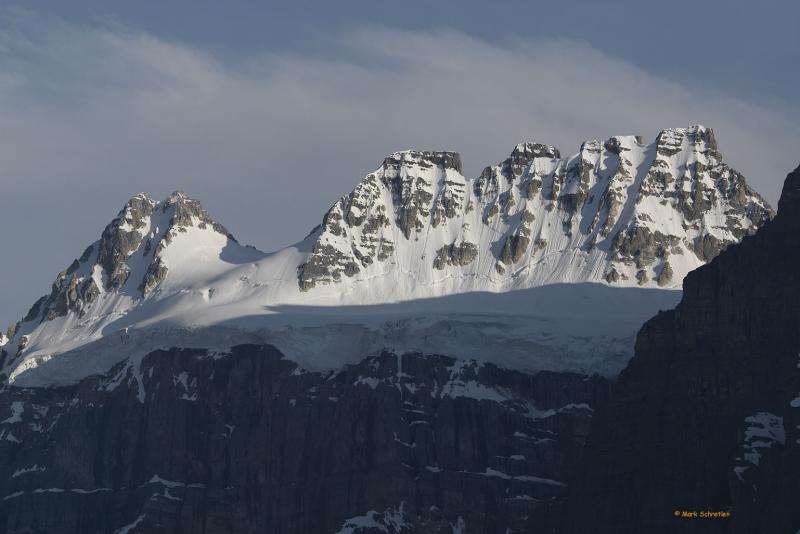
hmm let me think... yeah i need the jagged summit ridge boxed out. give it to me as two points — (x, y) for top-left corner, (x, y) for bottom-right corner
(8, 125), (771, 332)
(383, 150), (463, 174)
(299, 125), (771, 291)
(0, 125), (772, 386)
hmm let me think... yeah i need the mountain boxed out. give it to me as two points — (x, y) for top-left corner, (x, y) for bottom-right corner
(300, 125), (769, 294)
(0, 126), (777, 534)
(0, 125), (770, 388)
(562, 164), (800, 533)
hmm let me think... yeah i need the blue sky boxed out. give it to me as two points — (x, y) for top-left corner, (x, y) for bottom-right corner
(0, 1), (798, 328)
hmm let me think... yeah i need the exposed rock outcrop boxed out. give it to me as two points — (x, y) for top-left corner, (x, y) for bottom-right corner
(432, 241), (478, 269)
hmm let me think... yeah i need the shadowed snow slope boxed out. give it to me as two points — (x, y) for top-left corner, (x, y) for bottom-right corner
(6, 284), (681, 387)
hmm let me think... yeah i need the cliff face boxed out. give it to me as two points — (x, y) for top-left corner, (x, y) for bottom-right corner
(0, 345), (609, 534)
(563, 165), (800, 534)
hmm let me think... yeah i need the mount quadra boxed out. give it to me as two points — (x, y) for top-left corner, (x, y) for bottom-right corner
(0, 125), (778, 534)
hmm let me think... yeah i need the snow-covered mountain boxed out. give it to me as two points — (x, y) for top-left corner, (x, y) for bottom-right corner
(299, 125), (770, 294)
(0, 125), (771, 384)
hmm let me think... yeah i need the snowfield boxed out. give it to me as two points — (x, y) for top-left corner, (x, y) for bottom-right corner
(8, 282), (680, 387)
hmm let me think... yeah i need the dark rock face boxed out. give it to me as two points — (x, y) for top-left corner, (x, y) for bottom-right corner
(0, 346), (610, 534)
(655, 260), (673, 287)
(96, 194), (154, 291)
(432, 241), (478, 269)
(298, 242), (361, 291)
(0, 345), (609, 533)
(499, 230), (531, 265)
(610, 225), (681, 269)
(501, 143), (561, 182)
(384, 151), (463, 175)
(33, 192), (155, 322)
(563, 165), (800, 534)
(43, 269), (100, 320)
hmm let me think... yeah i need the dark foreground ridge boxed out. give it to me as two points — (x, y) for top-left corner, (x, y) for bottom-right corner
(0, 346), (608, 533)
(563, 164), (800, 534)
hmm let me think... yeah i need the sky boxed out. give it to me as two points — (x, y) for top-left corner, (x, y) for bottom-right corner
(0, 1), (798, 329)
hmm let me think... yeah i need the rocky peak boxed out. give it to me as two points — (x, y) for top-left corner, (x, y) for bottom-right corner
(96, 193), (155, 291)
(299, 125), (773, 293)
(157, 190), (234, 239)
(495, 142), (561, 183)
(655, 124), (718, 158)
(381, 150), (462, 175)
(15, 191), (236, 326)
(510, 141), (560, 165)
(602, 135), (641, 154)
(512, 142), (561, 160)
(299, 150), (465, 290)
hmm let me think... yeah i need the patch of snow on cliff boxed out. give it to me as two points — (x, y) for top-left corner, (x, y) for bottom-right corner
(335, 502), (411, 534)
(733, 412), (785, 480)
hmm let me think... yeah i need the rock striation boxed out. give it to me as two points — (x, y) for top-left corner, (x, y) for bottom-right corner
(0, 346), (609, 533)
